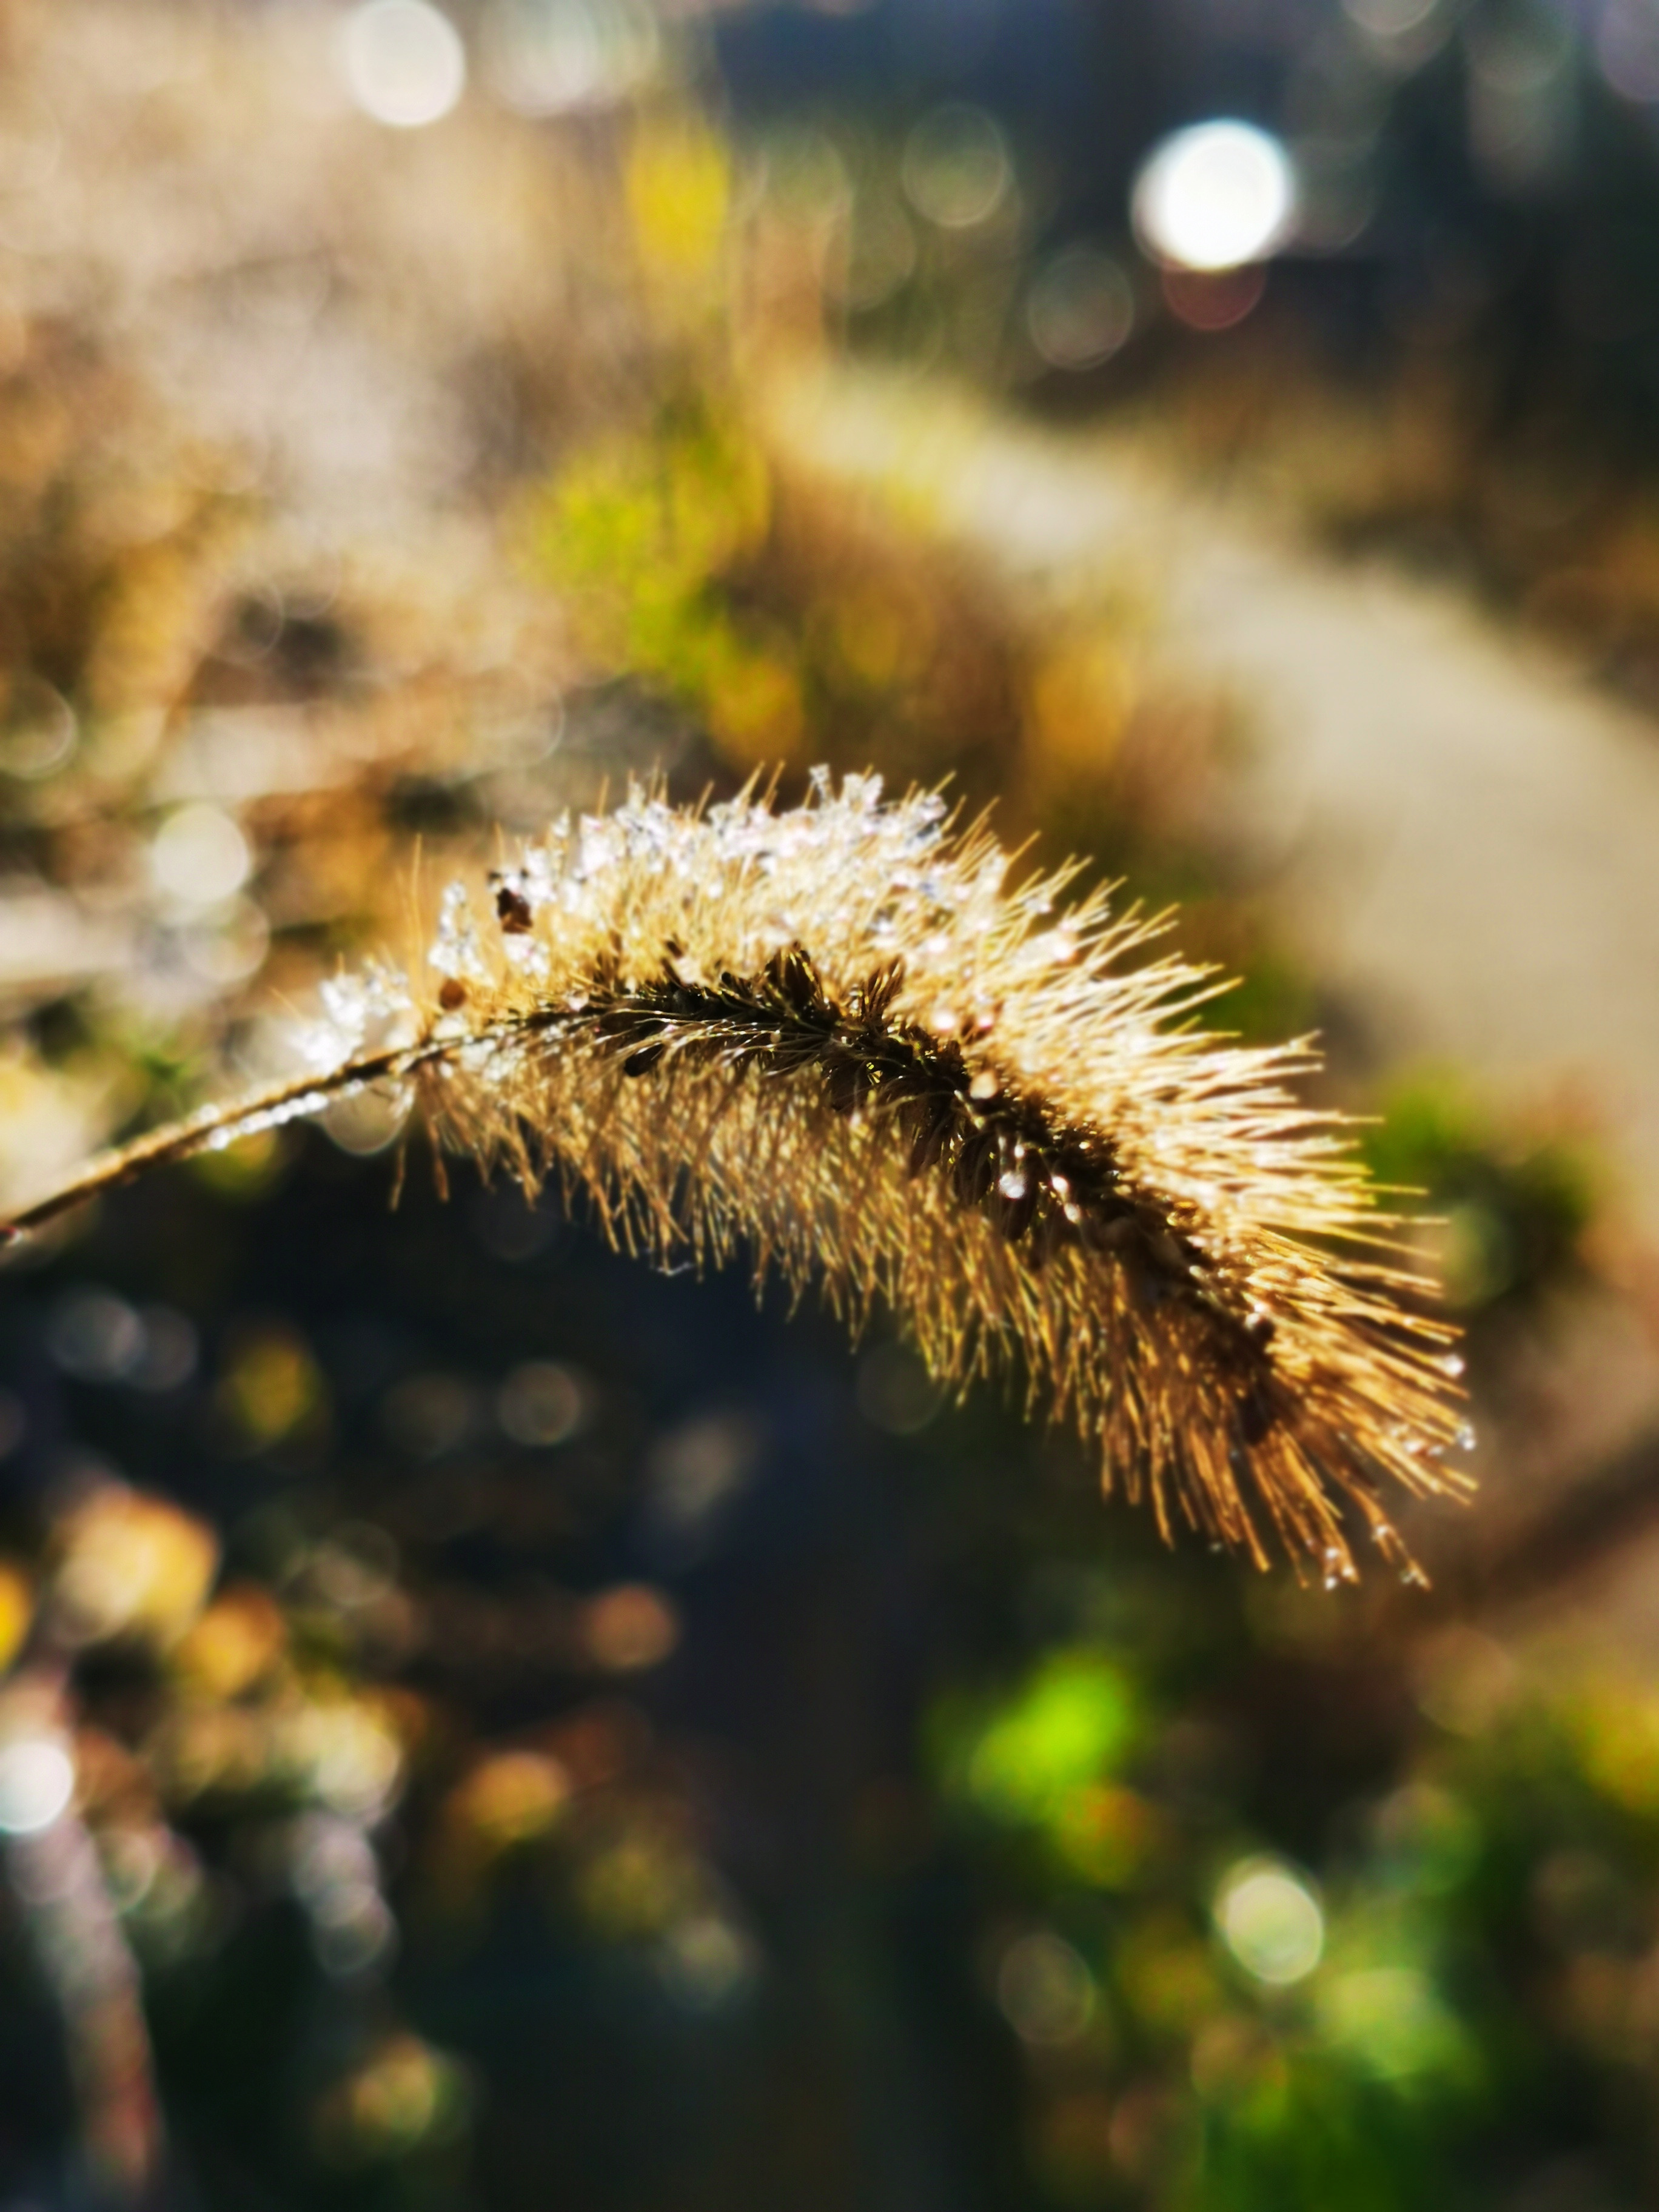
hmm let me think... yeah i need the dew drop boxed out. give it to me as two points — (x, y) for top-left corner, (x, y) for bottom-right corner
(1438, 1354), (1466, 1379)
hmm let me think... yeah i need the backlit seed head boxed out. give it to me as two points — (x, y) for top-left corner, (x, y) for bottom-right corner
(2, 774), (1467, 1580)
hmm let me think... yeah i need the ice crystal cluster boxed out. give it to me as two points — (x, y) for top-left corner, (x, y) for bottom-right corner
(3, 774), (1470, 1578)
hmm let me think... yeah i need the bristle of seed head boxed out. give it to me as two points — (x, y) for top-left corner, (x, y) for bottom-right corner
(0, 773), (1468, 1580)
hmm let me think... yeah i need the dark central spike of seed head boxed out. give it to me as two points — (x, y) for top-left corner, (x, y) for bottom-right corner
(557, 940), (1282, 1441)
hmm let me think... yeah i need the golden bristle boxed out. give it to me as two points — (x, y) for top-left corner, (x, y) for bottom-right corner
(1, 773), (1470, 1579)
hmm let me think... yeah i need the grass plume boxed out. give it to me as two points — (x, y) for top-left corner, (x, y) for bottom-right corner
(1, 773), (1469, 1579)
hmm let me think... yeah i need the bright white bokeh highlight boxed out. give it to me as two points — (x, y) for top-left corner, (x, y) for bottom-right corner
(481, 0), (660, 117)
(1131, 121), (1296, 272)
(1215, 1857), (1324, 1985)
(341, 1), (467, 129)
(151, 803), (252, 909)
(0, 1738), (75, 1835)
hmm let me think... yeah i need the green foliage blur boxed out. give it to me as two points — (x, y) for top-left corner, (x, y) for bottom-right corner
(1364, 1079), (1598, 1321)
(0, 6), (1649, 2210)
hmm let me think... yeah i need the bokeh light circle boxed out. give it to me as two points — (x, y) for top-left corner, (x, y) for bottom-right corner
(150, 802), (252, 909)
(997, 1931), (1097, 2045)
(341, 1), (467, 130)
(0, 1737), (75, 1835)
(1131, 121), (1296, 272)
(900, 104), (1011, 230)
(1597, 0), (1659, 104)
(1342, 0), (1441, 35)
(0, 676), (76, 781)
(480, 0), (659, 118)
(1027, 247), (1135, 370)
(1215, 1857), (1324, 1985)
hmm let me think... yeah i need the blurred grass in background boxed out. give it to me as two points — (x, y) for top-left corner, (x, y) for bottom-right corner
(2, 2), (1657, 2208)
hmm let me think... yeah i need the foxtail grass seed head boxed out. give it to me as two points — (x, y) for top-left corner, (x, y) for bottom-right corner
(1, 773), (1470, 1579)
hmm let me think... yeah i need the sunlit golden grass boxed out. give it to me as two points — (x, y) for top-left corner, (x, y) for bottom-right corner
(4, 775), (1469, 1580)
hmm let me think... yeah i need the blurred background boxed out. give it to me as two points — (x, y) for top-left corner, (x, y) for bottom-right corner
(3, 0), (1659, 2204)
